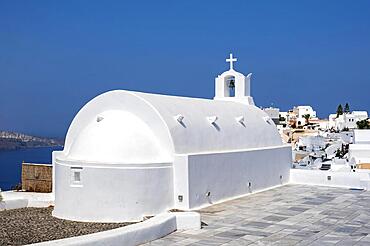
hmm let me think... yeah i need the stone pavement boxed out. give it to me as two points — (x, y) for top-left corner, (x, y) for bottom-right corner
(144, 184), (370, 245)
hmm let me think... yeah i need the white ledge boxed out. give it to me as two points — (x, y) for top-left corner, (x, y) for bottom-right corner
(29, 212), (200, 246)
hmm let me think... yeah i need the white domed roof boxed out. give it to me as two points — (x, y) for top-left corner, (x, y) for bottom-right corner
(60, 90), (284, 165)
(65, 110), (171, 164)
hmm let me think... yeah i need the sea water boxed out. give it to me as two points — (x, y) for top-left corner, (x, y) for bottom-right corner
(0, 146), (63, 191)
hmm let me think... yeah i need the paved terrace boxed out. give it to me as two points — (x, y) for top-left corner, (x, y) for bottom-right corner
(145, 185), (370, 246)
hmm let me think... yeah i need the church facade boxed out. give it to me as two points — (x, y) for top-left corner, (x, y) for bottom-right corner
(52, 54), (292, 222)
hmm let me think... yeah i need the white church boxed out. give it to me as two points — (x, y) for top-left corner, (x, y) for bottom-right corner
(52, 54), (292, 222)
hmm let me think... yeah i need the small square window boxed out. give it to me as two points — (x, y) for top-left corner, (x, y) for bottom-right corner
(70, 167), (83, 186)
(178, 195), (183, 202)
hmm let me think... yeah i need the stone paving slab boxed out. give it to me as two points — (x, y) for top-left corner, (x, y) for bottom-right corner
(143, 184), (370, 245)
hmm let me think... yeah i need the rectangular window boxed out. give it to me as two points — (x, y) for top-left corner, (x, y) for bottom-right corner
(74, 171), (81, 182)
(70, 167), (83, 187)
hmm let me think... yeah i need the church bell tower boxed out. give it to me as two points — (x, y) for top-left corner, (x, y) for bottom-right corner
(214, 53), (254, 105)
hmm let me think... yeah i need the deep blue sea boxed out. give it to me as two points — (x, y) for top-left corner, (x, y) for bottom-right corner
(0, 146), (63, 191)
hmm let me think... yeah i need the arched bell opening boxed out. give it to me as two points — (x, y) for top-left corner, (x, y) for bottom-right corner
(224, 75), (236, 97)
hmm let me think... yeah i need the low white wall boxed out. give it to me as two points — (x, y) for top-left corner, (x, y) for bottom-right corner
(30, 212), (200, 246)
(173, 212), (201, 230)
(354, 129), (370, 144)
(0, 199), (28, 211)
(2, 191), (54, 208)
(349, 144), (370, 163)
(174, 145), (292, 209)
(0, 191), (54, 211)
(31, 213), (176, 246)
(290, 169), (370, 189)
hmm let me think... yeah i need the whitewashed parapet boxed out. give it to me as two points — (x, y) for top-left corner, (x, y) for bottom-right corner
(29, 212), (200, 246)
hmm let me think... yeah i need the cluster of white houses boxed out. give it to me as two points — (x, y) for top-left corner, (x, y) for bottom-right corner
(329, 111), (368, 131)
(264, 106), (368, 131)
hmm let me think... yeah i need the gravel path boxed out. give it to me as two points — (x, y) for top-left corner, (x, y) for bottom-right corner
(0, 207), (133, 245)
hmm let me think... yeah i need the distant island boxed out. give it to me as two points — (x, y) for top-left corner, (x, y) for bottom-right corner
(0, 131), (64, 150)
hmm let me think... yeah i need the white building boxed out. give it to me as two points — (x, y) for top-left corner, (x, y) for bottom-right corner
(349, 130), (370, 164)
(293, 106), (317, 127)
(295, 135), (326, 153)
(329, 111), (368, 131)
(52, 54), (291, 223)
(279, 111), (288, 124)
(263, 107), (280, 124)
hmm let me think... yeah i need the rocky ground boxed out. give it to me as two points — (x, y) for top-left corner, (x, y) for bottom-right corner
(0, 207), (133, 245)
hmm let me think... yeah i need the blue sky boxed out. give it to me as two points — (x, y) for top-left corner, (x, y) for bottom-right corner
(0, 1), (370, 138)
